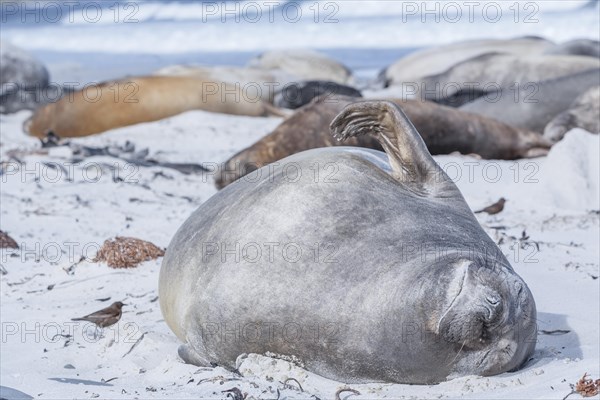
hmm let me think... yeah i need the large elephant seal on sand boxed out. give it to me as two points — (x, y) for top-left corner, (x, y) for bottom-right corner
(215, 96), (550, 188)
(159, 101), (537, 384)
(419, 53), (599, 106)
(544, 85), (600, 142)
(24, 76), (284, 138)
(460, 68), (600, 133)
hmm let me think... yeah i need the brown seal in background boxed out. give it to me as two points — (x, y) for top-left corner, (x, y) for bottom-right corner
(215, 95), (551, 188)
(24, 76), (286, 138)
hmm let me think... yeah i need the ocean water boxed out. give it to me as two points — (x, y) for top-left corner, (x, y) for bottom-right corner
(1, 0), (598, 82)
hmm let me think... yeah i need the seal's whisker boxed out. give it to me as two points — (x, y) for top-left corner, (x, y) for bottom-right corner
(448, 339), (468, 367)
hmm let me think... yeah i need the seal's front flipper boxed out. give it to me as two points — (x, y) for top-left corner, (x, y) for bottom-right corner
(330, 101), (440, 188)
(178, 344), (213, 367)
(330, 101), (452, 197)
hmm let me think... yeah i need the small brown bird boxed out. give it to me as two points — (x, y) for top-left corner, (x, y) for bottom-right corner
(0, 230), (19, 249)
(72, 301), (125, 334)
(475, 198), (506, 215)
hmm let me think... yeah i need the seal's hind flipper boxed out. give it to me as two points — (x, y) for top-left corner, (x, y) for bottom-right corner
(262, 102), (292, 118)
(330, 101), (443, 193)
(178, 344), (212, 367)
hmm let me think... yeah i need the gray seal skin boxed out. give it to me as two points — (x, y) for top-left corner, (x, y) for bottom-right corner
(0, 84), (68, 115)
(0, 385), (33, 400)
(544, 85), (600, 142)
(159, 101), (537, 384)
(420, 53), (599, 106)
(460, 68), (600, 133)
(153, 65), (296, 103)
(544, 39), (600, 58)
(248, 49), (353, 84)
(0, 42), (50, 114)
(381, 37), (554, 87)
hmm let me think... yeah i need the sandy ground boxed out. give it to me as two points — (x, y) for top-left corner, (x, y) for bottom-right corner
(1, 1), (599, 398)
(1, 106), (598, 399)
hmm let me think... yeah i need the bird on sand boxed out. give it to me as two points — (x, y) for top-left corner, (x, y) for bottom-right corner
(72, 301), (125, 337)
(475, 198), (506, 215)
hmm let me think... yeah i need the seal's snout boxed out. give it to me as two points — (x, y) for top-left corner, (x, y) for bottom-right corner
(473, 274), (537, 375)
(485, 293), (501, 306)
(440, 266), (537, 378)
(437, 262), (507, 347)
(437, 260), (537, 362)
(483, 292), (503, 320)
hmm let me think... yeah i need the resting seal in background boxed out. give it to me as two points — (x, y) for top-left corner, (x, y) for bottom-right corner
(460, 68), (600, 133)
(159, 101), (537, 384)
(215, 96), (550, 188)
(248, 49), (353, 84)
(544, 85), (600, 142)
(24, 76), (285, 138)
(274, 80), (362, 109)
(381, 37), (554, 86)
(544, 39), (600, 58)
(419, 53), (599, 106)
(153, 65), (296, 103)
(0, 42), (52, 114)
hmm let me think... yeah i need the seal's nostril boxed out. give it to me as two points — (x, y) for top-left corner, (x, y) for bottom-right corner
(515, 281), (523, 296)
(486, 295), (500, 306)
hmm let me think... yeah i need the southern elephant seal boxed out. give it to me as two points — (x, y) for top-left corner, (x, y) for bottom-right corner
(159, 101), (537, 384)
(24, 76), (285, 138)
(460, 68), (600, 133)
(248, 49), (353, 84)
(274, 80), (363, 109)
(544, 85), (600, 142)
(419, 53), (599, 106)
(154, 65), (296, 102)
(381, 37), (554, 86)
(215, 95), (550, 188)
(0, 42), (51, 114)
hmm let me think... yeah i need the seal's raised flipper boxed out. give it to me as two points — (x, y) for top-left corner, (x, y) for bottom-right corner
(330, 101), (446, 195)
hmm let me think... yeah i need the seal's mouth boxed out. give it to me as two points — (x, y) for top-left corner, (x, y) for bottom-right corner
(439, 300), (504, 351)
(457, 337), (514, 377)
